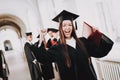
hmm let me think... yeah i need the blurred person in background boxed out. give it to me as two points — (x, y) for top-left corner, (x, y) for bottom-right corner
(46, 28), (59, 48)
(0, 50), (9, 80)
(24, 32), (42, 80)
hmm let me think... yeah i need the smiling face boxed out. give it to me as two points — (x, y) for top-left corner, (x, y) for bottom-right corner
(62, 20), (73, 39)
(27, 35), (33, 42)
(48, 31), (53, 38)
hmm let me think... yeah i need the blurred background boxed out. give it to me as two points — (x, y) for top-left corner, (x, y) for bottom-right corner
(0, 0), (120, 80)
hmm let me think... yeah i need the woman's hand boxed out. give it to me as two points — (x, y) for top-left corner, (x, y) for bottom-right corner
(92, 26), (99, 32)
(38, 28), (47, 47)
(40, 28), (47, 37)
(40, 28), (47, 41)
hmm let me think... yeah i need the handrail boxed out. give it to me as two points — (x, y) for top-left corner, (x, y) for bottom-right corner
(96, 59), (120, 64)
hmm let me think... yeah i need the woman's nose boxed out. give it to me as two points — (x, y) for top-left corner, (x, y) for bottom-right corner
(65, 25), (69, 29)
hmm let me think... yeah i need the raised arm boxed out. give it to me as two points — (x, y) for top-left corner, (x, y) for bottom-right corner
(81, 30), (114, 58)
(31, 28), (59, 64)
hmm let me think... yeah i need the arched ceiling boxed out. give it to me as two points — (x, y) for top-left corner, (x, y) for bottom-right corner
(0, 14), (26, 38)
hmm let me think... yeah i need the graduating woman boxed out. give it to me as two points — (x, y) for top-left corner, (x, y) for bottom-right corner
(33, 10), (114, 80)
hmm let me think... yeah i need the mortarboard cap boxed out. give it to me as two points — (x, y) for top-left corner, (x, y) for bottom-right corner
(52, 10), (79, 22)
(25, 32), (32, 36)
(52, 10), (79, 30)
(47, 28), (59, 33)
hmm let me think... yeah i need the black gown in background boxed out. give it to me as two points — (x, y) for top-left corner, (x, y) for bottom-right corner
(24, 42), (42, 80)
(46, 38), (58, 48)
(33, 36), (113, 80)
(34, 41), (55, 80)
(0, 50), (9, 80)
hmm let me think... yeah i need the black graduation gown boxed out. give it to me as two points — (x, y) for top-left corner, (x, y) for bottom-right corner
(33, 37), (113, 80)
(0, 50), (9, 78)
(0, 50), (3, 77)
(34, 41), (55, 80)
(46, 38), (58, 48)
(24, 42), (42, 80)
(46, 39), (52, 48)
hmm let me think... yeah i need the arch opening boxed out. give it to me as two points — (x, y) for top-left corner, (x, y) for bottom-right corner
(4, 40), (13, 51)
(0, 14), (26, 38)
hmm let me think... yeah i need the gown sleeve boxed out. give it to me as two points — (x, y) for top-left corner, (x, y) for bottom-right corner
(24, 43), (35, 63)
(81, 31), (114, 58)
(31, 42), (59, 64)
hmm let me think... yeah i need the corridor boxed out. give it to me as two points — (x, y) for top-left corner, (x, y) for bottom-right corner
(1, 50), (31, 80)
(0, 0), (119, 80)
(0, 50), (60, 80)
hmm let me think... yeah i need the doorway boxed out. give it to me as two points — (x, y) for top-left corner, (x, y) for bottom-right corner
(4, 40), (13, 51)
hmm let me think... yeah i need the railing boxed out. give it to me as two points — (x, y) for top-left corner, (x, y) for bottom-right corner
(97, 60), (120, 80)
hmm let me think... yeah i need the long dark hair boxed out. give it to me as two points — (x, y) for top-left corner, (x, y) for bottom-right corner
(59, 19), (88, 68)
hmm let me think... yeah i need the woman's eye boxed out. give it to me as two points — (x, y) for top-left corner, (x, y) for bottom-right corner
(63, 24), (66, 27)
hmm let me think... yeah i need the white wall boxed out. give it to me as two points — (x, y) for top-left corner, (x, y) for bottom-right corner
(0, 0), (120, 80)
(0, 0), (42, 43)
(0, 29), (22, 52)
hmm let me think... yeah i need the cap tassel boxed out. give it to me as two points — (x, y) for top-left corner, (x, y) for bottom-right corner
(75, 21), (77, 30)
